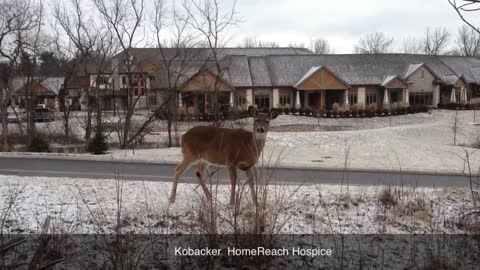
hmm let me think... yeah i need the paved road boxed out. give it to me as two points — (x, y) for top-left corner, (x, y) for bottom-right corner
(0, 156), (471, 187)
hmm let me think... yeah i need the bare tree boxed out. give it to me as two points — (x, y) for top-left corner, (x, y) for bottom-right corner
(455, 25), (480, 56)
(183, 0), (240, 126)
(93, 0), (145, 149)
(310, 38), (334, 54)
(422, 27), (450, 55)
(53, 0), (117, 147)
(147, 0), (203, 147)
(354, 32), (394, 54)
(0, 0), (43, 150)
(401, 37), (423, 54)
(448, 0), (480, 36)
(241, 37), (279, 48)
(287, 42), (306, 48)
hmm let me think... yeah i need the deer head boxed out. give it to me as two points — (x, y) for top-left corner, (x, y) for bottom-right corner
(248, 106), (278, 141)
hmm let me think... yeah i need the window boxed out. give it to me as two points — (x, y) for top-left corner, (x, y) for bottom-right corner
(238, 96), (247, 106)
(149, 95), (157, 106)
(467, 91), (472, 101)
(148, 75), (155, 87)
(98, 76), (109, 85)
(133, 76), (146, 96)
(421, 70), (425, 79)
(121, 76), (127, 85)
(255, 95), (270, 110)
(348, 94), (358, 105)
(366, 94), (377, 105)
(280, 95), (291, 107)
(409, 93), (433, 105)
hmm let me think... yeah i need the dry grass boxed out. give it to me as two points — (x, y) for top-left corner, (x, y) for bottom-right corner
(379, 187), (398, 207)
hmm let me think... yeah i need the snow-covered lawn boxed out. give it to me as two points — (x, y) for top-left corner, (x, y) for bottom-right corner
(2, 110), (480, 173)
(97, 110), (480, 173)
(0, 175), (476, 234)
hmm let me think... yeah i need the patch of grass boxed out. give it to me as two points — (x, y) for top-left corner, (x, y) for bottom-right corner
(379, 187), (398, 207)
(28, 136), (50, 152)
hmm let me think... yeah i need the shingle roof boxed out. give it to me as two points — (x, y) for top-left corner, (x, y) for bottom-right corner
(13, 77), (64, 96)
(92, 49), (480, 90)
(260, 54), (461, 87)
(293, 66), (350, 88)
(438, 56), (480, 84)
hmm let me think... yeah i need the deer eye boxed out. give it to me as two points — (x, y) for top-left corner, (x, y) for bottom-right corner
(265, 120), (269, 124)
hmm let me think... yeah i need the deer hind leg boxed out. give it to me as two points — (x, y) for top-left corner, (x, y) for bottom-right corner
(246, 167), (258, 206)
(227, 166), (238, 206)
(170, 158), (193, 203)
(196, 162), (212, 202)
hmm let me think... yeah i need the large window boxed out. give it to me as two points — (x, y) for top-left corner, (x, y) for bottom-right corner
(255, 95), (270, 110)
(366, 94), (377, 105)
(348, 94), (358, 105)
(98, 76), (110, 85)
(280, 95), (291, 107)
(409, 93), (433, 105)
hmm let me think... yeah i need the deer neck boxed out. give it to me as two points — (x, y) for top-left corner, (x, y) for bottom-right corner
(252, 132), (267, 156)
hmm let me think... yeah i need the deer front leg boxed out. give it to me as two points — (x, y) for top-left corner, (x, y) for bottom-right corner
(227, 166), (238, 206)
(170, 159), (192, 203)
(246, 167), (258, 206)
(195, 162), (212, 202)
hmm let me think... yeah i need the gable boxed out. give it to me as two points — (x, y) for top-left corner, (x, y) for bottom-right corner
(382, 76), (409, 89)
(454, 76), (467, 88)
(182, 70), (234, 92)
(295, 67), (349, 90)
(139, 59), (158, 73)
(406, 65), (437, 82)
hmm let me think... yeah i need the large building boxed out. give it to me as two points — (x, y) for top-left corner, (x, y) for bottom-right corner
(84, 48), (480, 113)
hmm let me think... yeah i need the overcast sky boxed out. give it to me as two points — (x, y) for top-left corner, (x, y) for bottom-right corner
(228, 0), (480, 53)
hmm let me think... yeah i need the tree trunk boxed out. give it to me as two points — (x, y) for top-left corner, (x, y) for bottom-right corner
(1, 90), (8, 151)
(85, 95), (93, 147)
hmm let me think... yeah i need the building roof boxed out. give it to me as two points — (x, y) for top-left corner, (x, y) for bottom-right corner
(293, 66), (350, 89)
(381, 75), (410, 87)
(13, 77), (65, 96)
(259, 54), (463, 87)
(86, 49), (480, 90)
(438, 55), (480, 84)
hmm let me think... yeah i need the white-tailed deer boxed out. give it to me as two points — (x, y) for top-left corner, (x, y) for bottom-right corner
(170, 106), (278, 205)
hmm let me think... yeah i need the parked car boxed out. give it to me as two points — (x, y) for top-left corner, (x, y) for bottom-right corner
(6, 107), (26, 123)
(35, 107), (54, 122)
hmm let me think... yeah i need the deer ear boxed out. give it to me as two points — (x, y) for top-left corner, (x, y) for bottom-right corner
(248, 106), (257, 117)
(269, 111), (279, 120)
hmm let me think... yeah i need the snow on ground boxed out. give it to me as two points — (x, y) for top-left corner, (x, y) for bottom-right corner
(0, 175), (475, 234)
(108, 110), (480, 173)
(2, 110), (480, 173)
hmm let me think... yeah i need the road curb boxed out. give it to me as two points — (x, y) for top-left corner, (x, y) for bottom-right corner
(0, 153), (468, 177)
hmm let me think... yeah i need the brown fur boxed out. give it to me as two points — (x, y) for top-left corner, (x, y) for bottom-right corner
(169, 107), (278, 206)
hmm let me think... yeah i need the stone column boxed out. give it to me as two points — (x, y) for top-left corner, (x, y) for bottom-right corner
(178, 92), (183, 107)
(246, 89), (253, 105)
(229, 91), (234, 107)
(344, 89), (350, 110)
(433, 85), (440, 108)
(383, 89), (390, 109)
(357, 87), (366, 109)
(295, 90), (301, 109)
(461, 87), (467, 104)
(450, 88), (457, 103)
(272, 88), (280, 108)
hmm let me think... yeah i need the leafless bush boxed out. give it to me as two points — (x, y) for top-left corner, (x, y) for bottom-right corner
(379, 186), (398, 207)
